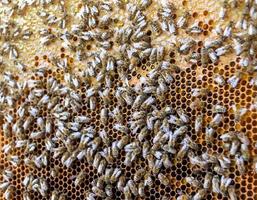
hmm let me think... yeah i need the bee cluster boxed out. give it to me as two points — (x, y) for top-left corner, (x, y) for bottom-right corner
(1, 0), (257, 200)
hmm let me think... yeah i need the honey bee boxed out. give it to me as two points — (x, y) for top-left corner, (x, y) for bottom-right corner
(248, 22), (257, 36)
(154, 119), (163, 136)
(188, 152), (207, 168)
(168, 115), (184, 126)
(191, 88), (209, 98)
(117, 135), (130, 149)
(157, 46), (165, 62)
(99, 15), (112, 29)
(235, 154), (246, 174)
(124, 152), (133, 166)
(218, 155), (231, 169)
(220, 131), (236, 142)
(228, 185), (237, 200)
(195, 115), (203, 133)
(215, 45), (232, 56)
(192, 189), (206, 200)
(177, 194), (191, 200)
(186, 24), (203, 34)
(166, 19), (177, 34)
(177, 11), (190, 29)
(138, 127), (150, 142)
(179, 38), (196, 54)
(117, 175), (126, 192)
(111, 141), (119, 158)
(142, 141), (150, 159)
(236, 132), (250, 146)
(2, 123), (11, 138)
(156, 173), (169, 186)
(177, 108), (189, 124)
(104, 168), (113, 183)
(133, 41), (151, 51)
(100, 147), (113, 164)
(14, 60), (26, 72)
(50, 190), (59, 200)
(177, 142), (189, 159)
(210, 113), (223, 127)
(201, 47), (209, 66)
(110, 106), (124, 123)
(138, 0), (152, 10)
(92, 186), (106, 198)
(202, 152), (218, 164)
(187, 52), (201, 64)
(131, 29), (147, 43)
(2, 169), (13, 182)
(232, 37), (244, 55)
(241, 143), (250, 161)
(105, 184), (113, 197)
(212, 104), (227, 113)
(74, 171), (86, 186)
(219, 0), (228, 19)
(40, 34), (56, 46)
(136, 182), (144, 197)
(232, 104), (248, 122)
(142, 96), (156, 109)
(229, 140), (240, 155)
(251, 96), (257, 111)
(227, 72), (242, 88)
(127, 179), (138, 196)
(134, 168), (145, 182)
(203, 172), (212, 189)
(144, 172), (153, 187)
(212, 175), (221, 194)
(124, 185), (132, 200)
(2, 143), (13, 155)
(250, 76), (257, 87)
(204, 125), (214, 143)
(0, 181), (10, 191)
(132, 94), (147, 109)
(213, 164), (227, 175)
(93, 152), (102, 169)
(75, 115), (91, 124)
(110, 168), (122, 183)
(150, 20), (162, 36)
(113, 0), (125, 9)
(161, 153), (173, 168)
(114, 123), (129, 134)
(85, 192), (96, 200)
(185, 176), (202, 188)
(3, 185), (13, 200)
(39, 178), (48, 196)
(59, 194), (66, 200)
(94, 175), (104, 189)
(223, 21), (233, 38)
(220, 175), (232, 194)
(208, 48), (218, 63)
(23, 116), (33, 131)
(8, 155), (20, 167)
(23, 191), (32, 200)
(50, 166), (60, 178)
(99, 130), (110, 145)
(153, 131), (166, 144)
(173, 126), (188, 138)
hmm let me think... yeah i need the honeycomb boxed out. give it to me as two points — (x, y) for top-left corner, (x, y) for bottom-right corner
(0, 0), (257, 200)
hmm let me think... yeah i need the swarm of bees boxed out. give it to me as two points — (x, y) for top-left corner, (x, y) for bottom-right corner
(1, 0), (257, 200)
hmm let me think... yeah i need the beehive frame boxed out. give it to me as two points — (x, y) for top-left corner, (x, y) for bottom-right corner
(0, 0), (257, 200)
